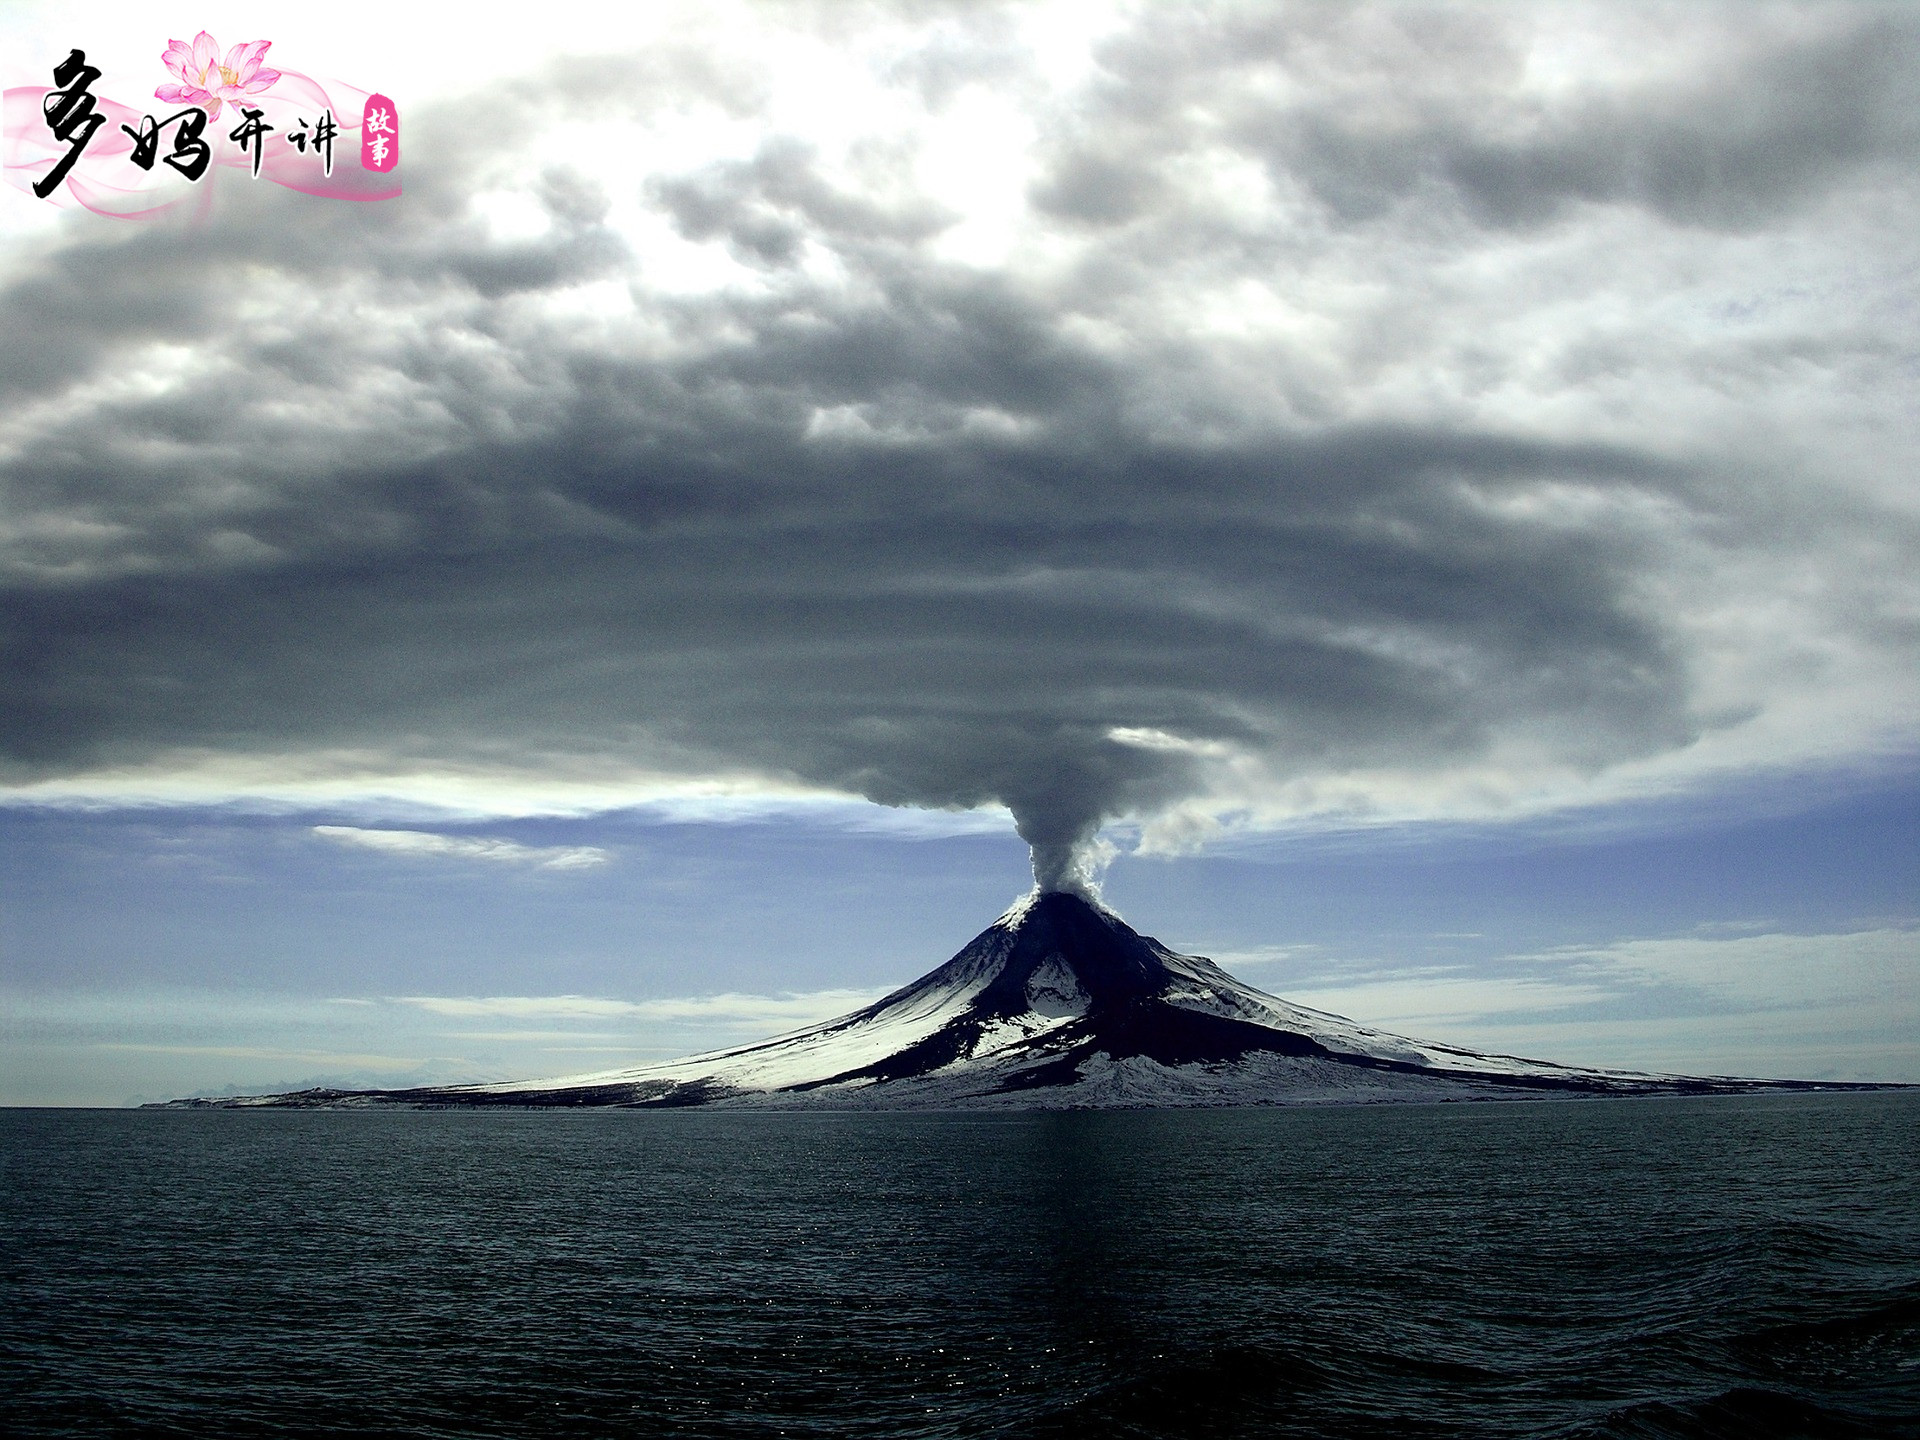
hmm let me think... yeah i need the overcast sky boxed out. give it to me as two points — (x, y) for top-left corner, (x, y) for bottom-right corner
(2, 1), (1914, 1103)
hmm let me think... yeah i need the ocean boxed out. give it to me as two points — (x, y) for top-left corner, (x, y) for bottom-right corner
(2, 1093), (1916, 1438)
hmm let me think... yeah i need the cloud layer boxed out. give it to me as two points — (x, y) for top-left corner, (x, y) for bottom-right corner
(312, 825), (609, 869)
(1268, 925), (1919, 1080)
(3, 2), (1915, 885)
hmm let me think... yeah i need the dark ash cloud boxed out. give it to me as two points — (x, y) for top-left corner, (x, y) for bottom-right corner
(2, 2), (1915, 887)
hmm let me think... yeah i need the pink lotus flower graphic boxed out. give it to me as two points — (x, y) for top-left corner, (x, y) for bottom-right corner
(155, 32), (280, 120)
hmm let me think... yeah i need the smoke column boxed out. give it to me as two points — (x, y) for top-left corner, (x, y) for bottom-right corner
(1015, 810), (1105, 898)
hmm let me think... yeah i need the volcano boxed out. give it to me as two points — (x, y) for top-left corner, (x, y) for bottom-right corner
(170, 891), (1872, 1110)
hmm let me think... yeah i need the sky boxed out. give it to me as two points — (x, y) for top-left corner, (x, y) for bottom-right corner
(1, 0), (1914, 1105)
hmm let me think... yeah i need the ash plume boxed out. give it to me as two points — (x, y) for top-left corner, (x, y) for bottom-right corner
(1, 3), (1914, 853)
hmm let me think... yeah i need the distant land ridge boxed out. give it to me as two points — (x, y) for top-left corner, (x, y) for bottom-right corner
(159, 892), (1895, 1110)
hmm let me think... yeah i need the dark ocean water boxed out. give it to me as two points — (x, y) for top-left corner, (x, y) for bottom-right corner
(1, 1095), (1916, 1440)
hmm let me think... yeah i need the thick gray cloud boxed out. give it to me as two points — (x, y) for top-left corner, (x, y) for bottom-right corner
(2, 2), (1915, 887)
(1033, 4), (1920, 231)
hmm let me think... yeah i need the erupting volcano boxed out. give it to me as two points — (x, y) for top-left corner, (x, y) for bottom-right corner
(168, 890), (1862, 1109)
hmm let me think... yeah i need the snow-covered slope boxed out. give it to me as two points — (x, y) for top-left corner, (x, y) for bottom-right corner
(171, 891), (1866, 1110)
